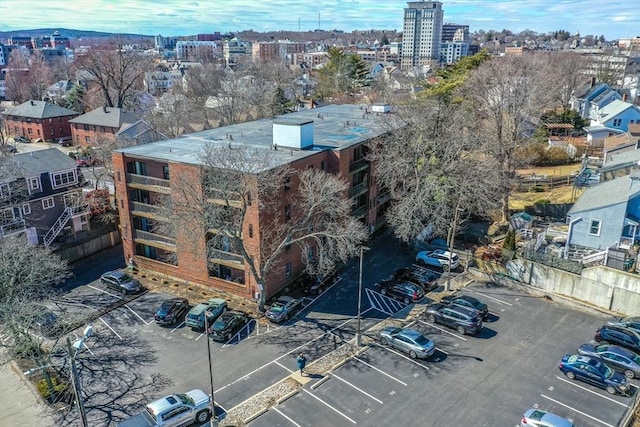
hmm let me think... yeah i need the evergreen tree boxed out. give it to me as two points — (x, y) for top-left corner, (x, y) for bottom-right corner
(269, 87), (290, 116)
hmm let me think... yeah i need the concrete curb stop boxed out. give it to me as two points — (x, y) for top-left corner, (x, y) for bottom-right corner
(276, 389), (300, 404)
(242, 407), (268, 424)
(310, 375), (331, 390)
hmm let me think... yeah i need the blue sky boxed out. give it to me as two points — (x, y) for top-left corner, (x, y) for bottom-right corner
(0, 0), (638, 40)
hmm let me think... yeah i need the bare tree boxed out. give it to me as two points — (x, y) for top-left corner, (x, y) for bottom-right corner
(73, 39), (152, 108)
(4, 50), (32, 103)
(544, 52), (589, 117)
(465, 54), (551, 222)
(146, 93), (197, 138)
(163, 145), (367, 311)
(369, 99), (503, 244)
(182, 64), (225, 129)
(27, 50), (54, 101)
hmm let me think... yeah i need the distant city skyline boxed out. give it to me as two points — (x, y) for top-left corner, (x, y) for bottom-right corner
(0, 0), (638, 40)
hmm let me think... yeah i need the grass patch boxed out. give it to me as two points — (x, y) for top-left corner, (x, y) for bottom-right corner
(510, 186), (584, 211)
(517, 163), (582, 177)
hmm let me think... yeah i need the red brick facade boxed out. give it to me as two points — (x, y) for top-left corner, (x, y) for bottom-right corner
(4, 114), (76, 142)
(71, 123), (118, 147)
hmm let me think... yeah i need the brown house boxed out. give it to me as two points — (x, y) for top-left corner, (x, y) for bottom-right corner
(2, 100), (78, 142)
(70, 107), (140, 147)
(113, 104), (393, 302)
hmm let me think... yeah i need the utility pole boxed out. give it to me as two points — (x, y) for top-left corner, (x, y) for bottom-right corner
(206, 327), (218, 427)
(356, 245), (370, 346)
(66, 337), (89, 427)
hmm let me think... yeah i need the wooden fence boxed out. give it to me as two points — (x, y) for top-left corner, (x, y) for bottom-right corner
(516, 175), (575, 191)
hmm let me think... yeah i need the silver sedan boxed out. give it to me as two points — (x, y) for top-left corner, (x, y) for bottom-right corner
(378, 327), (436, 359)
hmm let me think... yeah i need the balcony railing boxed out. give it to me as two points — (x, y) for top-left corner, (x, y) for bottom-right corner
(351, 205), (367, 218)
(348, 158), (369, 173)
(349, 182), (368, 198)
(0, 219), (26, 237)
(209, 248), (245, 266)
(376, 191), (391, 205)
(133, 229), (176, 250)
(126, 174), (171, 193)
(131, 201), (166, 219)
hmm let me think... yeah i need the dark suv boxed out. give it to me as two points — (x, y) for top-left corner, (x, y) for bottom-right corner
(394, 267), (439, 292)
(376, 280), (425, 304)
(155, 298), (190, 325)
(595, 325), (640, 354)
(425, 303), (483, 335)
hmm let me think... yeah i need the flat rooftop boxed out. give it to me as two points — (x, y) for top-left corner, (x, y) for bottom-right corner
(117, 104), (392, 168)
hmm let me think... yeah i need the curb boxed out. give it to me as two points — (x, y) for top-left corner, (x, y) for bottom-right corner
(242, 407), (268, 424)
(276, 389), (299, 404)
(310, 375), (331, 390)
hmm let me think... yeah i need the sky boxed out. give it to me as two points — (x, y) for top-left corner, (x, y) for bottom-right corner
(0, 0), (638, 40)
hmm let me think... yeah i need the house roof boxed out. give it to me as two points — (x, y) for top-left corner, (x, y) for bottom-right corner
(568, 173), (640, 214)
(117, 104), (392, 170)
(0, 148), (77, 181)
(597, 100), (637, 122)
(601, 148), (640, 172)
(69, 107), (140, 128)
(116, 119), (165, 143)
(3, 100), (78, 119)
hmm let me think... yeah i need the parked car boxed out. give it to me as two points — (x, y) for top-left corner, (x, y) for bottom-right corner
(376, 280), (425, 304)
(76, 156), (96, 167)
(117, 389), (211, 427)
(14, 136), (31, 143)
(558, 354), (630, 395)
(209, 310), (250, 342)
(578, 343), (640, 379)
(606, 316), (640, 334)
(185, 298), (227, 331)
(378, 327), (436, 359)
(595, 325), (640, 354)
(265, 296), (304, 323)
(154, 298), (190, 326)
(425, 302), (483, 335)
(0, 144), (17, 154)
(520, 408), (574, 427)
(415, 249), (459, 271)
(394, 267), (439, 292)
(100, 270), (142, 294)
(57, 136), (73, 147)
(441, 294), (489, 319)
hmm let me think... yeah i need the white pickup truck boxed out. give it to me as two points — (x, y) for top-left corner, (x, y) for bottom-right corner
(117, 389), (211, 427)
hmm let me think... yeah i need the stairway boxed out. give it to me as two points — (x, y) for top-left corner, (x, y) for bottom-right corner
(44, 207), (73, 247)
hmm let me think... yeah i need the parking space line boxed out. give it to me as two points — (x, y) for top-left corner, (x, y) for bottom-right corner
(302, 389), (357, 424)
(222, 319), (255, 349)
(100, 317), (123, 340)
(331, 373), (383, 404)
(435, 347), (449, 355)
(554, 376), (628, 407)
(464, 289), (513, 306)
(365, 289), (393, 315)
(416, 319), (467, 341)
(124, 304), (151, 325)
(275, 361), (294, 373)
(540, 394), (614, 427)
(195, 332), (205, 341)
(372, 343), (429, 370)
(272, 407), (302, 427)
(353, 357), (407, 386)
(170, 321), (184, 333)
(87, 284), (123, 299)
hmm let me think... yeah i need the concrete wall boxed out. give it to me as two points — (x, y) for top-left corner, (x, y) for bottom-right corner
(55, 230), (121, 262)
(501, 258), (640, 316)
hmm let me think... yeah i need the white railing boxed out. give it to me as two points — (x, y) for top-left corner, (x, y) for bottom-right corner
(533, 231), (546, 252)
(581, 250), (607, 265)
(44, 207), (72, 247)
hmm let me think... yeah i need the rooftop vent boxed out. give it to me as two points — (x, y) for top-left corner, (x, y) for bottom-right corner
(273, 119), (314, 150)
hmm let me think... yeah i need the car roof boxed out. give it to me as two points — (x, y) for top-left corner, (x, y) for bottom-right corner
(523, 409), (573, 427)
(104, 270), (126, 278)
(399, 328), (425, 340)
(189, 302), (211, 314)
(147, 394), (183, 415)
(603, 324), (640, 337)
(207, 298), (226, 305)
(442, 304), (477, 317)
(276, 296), (295, 303)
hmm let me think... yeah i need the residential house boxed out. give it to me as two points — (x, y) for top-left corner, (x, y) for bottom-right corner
(113, 104), (393, 301)
(45, 79), (75, 103)
(116, 120), (165, 145)
(70, 107), (140, 147)
(570, 80), (620, 120)
(584, 100), (640, 145)
(2, 100), (78, 142)
(0, 148), (89, 246)
(143, 69), (184, 96)
(567, 173), (640, 253)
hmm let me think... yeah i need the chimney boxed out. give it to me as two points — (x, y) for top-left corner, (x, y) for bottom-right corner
(103, 106), (107, 113)
(590, 77), (596, 87)
(30, 100), (35, 106)
(622, 93), (628, 102)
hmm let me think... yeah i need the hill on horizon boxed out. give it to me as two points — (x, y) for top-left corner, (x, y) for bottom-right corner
(0, 28), (153, 40)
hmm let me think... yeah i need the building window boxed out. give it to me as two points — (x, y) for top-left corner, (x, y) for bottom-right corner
(29, 177), (41, 191)
(246, 192), (252, 206)
(83, 124), (89, 131)
(42, 198), (55, 209)
(321, 161), (326, 171)
(0, 183), (11, 197)
(163, 165), (170, 180)
(52, 170), (77, 188)
(612, 119), (621, 127)
(284, 204), (291, 221)
(22, 203), (31, 215)
(284, 175), (291, 191)
(588, 219), (602, 236)
(248, 224), (253, 238)
(285, 262), (291, 278)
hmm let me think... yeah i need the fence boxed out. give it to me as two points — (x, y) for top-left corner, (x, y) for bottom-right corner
(523, 248), (583, 274)
(516, 175), (575, 191)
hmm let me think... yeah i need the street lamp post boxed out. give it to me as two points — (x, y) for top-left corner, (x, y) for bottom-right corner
(356, 245), (370, 347)
(66, 325), (93, 427)
(205, 324), (218, 427)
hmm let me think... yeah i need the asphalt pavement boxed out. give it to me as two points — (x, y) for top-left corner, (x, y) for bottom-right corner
(0, 361), (55, 427)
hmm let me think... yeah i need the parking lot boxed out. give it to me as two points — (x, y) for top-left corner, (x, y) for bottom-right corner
(42, 237), (639, 426)
(247, 283), (637, 427)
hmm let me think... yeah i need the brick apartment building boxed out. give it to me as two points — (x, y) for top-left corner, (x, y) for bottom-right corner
(2, 100), (78, 142)
(70, 107), (140, 147)
(113, 104), (393, 301)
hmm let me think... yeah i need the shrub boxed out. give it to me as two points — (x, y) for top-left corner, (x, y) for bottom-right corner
(534, 198), (551, 205)
(531, 185), (545, 193)
(36, 374), (68, 399)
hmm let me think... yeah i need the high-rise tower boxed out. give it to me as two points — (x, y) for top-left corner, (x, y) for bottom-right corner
(401, 1), (443, 71)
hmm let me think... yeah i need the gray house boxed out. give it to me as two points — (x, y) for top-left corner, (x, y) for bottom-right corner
(567, 173), (640, 251)
(0, 148), (89, 246)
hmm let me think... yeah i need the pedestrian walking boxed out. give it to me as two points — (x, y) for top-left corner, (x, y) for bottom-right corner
(296, 352), (307, 376)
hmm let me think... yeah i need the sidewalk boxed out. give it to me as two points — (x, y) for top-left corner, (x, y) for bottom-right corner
(0, 361), (55, 427)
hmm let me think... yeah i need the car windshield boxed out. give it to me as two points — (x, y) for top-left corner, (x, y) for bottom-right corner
(176, 393), (195, 406)
(601, 363), (614, 378)
(269, 302), (285, 313)
(119, 274), (134, 283)
(414, 335), (431, 346)
(629, 352), (640, 365)
(213, 315), (232, 329)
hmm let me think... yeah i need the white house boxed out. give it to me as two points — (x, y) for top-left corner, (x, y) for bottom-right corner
(585, 100), (640, 144)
